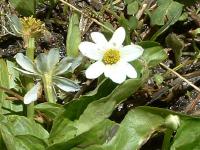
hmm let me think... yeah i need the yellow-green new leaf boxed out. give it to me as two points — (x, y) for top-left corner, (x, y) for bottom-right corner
(66, 13), (81, 57)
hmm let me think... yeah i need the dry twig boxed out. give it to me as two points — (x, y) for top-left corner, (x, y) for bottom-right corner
(160, 63), (200, 93)
(0, 86), (24, 101)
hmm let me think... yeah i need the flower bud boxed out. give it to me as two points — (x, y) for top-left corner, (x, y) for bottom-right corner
(165, 115), (180, 130)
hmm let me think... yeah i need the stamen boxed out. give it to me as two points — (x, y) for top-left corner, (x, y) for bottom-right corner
(103, 49), (120, 64)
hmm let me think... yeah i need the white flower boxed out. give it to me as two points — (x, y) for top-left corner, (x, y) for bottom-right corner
(79, 27), (144, 84)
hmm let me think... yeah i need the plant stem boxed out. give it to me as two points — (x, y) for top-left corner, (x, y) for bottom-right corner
(26, 38), (35, 60)
(25, 38), (35, 119)
(42, 73), (56, 103)
(162, 129), (174, 150)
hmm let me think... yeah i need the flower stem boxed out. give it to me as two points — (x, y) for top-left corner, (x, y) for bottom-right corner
(26, 38), (35, 60)
(162, 129), (174, 150)
(25, 38), (35, 119)
(42, 73), (56, 103)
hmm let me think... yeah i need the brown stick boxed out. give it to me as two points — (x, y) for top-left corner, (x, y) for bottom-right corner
(0, 86), (24, 101)
(160, 63), (200, 92)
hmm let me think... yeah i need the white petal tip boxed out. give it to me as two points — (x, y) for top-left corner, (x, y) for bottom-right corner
(24, 98), (35, 105)
(85, 61), (105, 79)
(109, 27), (126, 47)
(85, 72), (100, 79)
(117, 27), (125, 31)
(111, 78), (126, 84)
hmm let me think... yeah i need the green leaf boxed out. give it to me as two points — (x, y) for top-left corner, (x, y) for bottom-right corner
(15, 53), (37, 74)
(0, 59), (10, 114)
(47, 48), (60, 69)
(47, 120), (119, 150)
(171, 119), (200, 150)
(150, 0), (183, 40)
(9, 0), (36, 16)
(53, 55), (82, 75)
(150, 0), (183, 26)
(127, 1), (139, 15)
(35, 53), (48, 73)
(36, 48), (62, 73)
(6, 60), (21, 90)
(0, 59), (23, 115)
(6, 115), (49, 139)
(128, 16), (138, 30)
(81, 107), (200, 150)
(85, 107), (165, 150)
(0, 115), (48, 150)
(53, 57), (72, 75)
(139, 41), (168, 67)
(7, 14), (22, 36)
(165, 33), (184, 65)
(0, 123), (16, 150)
(68, 56), (83, 73)
(35, 102), (64, 120)
(49, 79), (117, 144)
(15, 135), (47, 150)
(14, 67), (35, 76)
(74, 74), (147, 139)
(66, 12), (81, 57)
(53, 76), (80, 92)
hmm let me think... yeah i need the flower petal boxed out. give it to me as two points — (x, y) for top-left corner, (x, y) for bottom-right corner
(91, 32), (108, 46)
(120, 44), (144, 62)
(24, 82), (41, 104)
(123, 62), (137, 78)
(109, 27), (125, 48)
(79, 42), (103, 60)
(85, 61), (105, 79)
(104, 63), (126, 84)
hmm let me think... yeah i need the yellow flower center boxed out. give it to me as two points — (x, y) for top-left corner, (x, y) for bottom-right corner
(102, 49), (120, 64)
